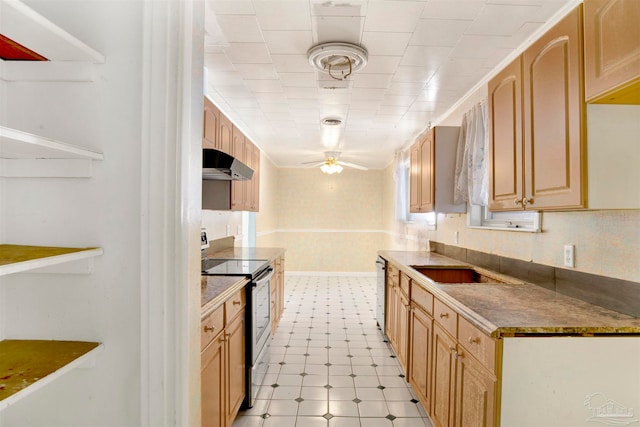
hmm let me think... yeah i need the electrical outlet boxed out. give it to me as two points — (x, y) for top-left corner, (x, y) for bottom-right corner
(454, 231), (459, 245)
(563, 244), (575, 268)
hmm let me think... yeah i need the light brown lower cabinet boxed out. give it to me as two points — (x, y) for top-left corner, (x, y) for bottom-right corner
(454, 350), (497, 427)
(385, 265), (410, 374)
(431, 322), (457, 427)
(201, 288), (246, 427)
(225, 312), (245, 424)
(408, 304), (433, 413)
(386, 268), (499, 427)
(201, 330), (225, 427)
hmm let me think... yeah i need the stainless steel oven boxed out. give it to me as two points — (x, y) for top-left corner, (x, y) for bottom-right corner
(201, 256), (273, 408)
(248, 265), (274, 406)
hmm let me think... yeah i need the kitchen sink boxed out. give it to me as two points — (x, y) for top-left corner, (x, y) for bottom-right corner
(410, 266), (522, 285)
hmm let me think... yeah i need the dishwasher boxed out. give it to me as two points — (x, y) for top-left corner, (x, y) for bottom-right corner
(375, 256), (387, 337)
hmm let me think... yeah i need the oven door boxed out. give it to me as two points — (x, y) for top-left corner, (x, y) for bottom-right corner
(251, 266), (274, 364)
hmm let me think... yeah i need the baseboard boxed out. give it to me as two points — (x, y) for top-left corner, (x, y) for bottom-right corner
(286, 271), (376, 277)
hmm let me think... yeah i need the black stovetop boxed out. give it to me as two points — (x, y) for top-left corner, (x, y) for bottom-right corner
(202, 258), (269, 279)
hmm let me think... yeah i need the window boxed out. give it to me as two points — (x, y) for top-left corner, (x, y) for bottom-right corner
(467, 204), (541, 232)
(394, 153), (436, 228)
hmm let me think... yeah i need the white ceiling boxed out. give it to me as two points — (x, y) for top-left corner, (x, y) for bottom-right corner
(204, 0), (575, 170)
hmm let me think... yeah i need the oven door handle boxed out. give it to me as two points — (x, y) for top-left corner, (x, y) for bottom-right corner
(253, 266), (274, 286)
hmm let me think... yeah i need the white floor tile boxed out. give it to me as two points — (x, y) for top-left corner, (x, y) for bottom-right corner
(250, 276), (433, 427)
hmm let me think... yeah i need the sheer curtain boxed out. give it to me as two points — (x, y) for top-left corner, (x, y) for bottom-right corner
(454, 100), (489, 206)
(394, 151), (409, 222)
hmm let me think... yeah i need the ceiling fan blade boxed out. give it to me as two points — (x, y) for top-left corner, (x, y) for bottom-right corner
(338, 160), (368, 171)
(301, 160), (326, 165)
(301, 161), (326, 167)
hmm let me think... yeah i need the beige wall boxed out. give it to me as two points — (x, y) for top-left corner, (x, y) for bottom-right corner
(257, 167), (389, 272)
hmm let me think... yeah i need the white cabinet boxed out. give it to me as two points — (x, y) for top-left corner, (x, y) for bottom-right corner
(0, 0), (103, 413)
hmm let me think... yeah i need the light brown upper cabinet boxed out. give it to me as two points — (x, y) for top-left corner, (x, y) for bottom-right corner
(231, 125), (245, 211)
(409, 127), (466, 214)
(201, 98), (261, 212)
(218, 109), (233, 155)
(584, 0), (640, 104)
(489, 5), (585, 211)
(203, 96), (220, 151)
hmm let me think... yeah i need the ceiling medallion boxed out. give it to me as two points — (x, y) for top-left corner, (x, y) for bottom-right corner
(307, 42), (368, 81)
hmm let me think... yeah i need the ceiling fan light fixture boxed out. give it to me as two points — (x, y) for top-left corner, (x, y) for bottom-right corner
(307, 42), (368, 81)
(320, 158), (343, 174)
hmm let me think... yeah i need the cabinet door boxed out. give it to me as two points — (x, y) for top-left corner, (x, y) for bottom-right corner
(454, 353), (498, 427)
(225, 310), (245, 425)
(488, 57), (524, 211)
(409, 142), (421, 213)
(202, 333), (225, 427)
(244, 141), (254, 211)
(522, 5), (585, 210)
(418, 130), (435, 212)
(431, 323), (456, 427)
(397, 291), (410, 374)
(251, 146), (260, 212)
(219, 113), (233, 155)
(203, 97), (220, 150)
(584, 0), (640, 104)
(385, 281), (397, 345)
(231, 126), (245, 210)
(409, 306), (433, 412)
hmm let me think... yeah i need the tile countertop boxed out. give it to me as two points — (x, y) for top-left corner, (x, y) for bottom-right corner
(378, 250), (640, 338)
(201, 247), (285, 318)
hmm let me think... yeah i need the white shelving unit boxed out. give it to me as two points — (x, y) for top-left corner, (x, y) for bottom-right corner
(0, 0), (104, 414)
(0, 0), (104, 82)
(0, 126), (103, 177)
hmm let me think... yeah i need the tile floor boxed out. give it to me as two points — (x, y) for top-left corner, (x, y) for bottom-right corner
(232, 275), (434, 427)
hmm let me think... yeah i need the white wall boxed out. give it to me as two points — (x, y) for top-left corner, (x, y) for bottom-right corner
(202, 209), (244, 243)
(0, 2), (144, 425)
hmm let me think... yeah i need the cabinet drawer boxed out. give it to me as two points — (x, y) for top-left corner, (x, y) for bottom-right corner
(202, 305), (224, 351)
(399, 272), (410, 297)
(411, 283), (433, 315)
(433, 298), (457, 337)
(458, 316), (497, 374)
(225, 287), (246, 323)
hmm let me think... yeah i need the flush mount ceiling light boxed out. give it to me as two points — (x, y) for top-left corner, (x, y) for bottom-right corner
(307, 42), (368, 81)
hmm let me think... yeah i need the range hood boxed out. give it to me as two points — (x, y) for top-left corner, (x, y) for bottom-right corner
(202, 149), (253, 181)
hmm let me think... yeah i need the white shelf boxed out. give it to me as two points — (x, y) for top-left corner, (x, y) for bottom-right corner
(0, 245), (103, 276)
(0, 127), (103, 160)
(0, 340), (103, 412)
(0, 126), (103, 177)
(0, 1), (104, 63)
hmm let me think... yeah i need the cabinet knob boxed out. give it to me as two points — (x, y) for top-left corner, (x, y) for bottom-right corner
(439, 312), (449, 319)
(218, 335), (226, 343)
(468, 337), (480, 345)
(448, 346), (456, 353)
(233, 300), (241, 305)
(514, 198), (522, 206)
(523, 197), (533, 206)
(204, 326), (216, 333)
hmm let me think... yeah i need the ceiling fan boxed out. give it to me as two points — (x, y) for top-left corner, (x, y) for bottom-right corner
(302, 151), (368, 174)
